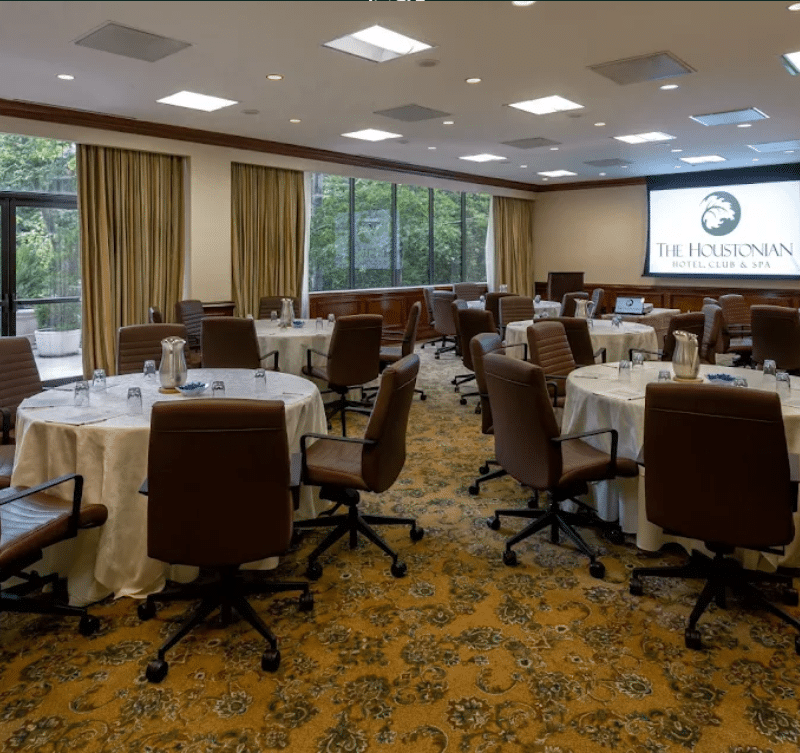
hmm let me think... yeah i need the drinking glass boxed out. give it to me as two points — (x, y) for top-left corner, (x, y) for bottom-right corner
(499, 284), (508, 293)
(316, 317), (323, 331)
(632, 351), (645, 369)
(270, 311), (278, 325)
(658, 369), (671, 383)
(327, 313), (335, 328)
(777, 370), (791, 401)
(763, 359), (777, 383)
(612, 315), (623, 328)
(212, 380), (226, 398)
(127, 386), (142, 415)
(74, 380), (90, 407)
(618, 360), (631, 382)
(254, 368), (267, 392)
(733, 377), (748, 388)
(534, 294), (541, 304)
(92, 368), (107, 392)
(143, 359), (157, 381)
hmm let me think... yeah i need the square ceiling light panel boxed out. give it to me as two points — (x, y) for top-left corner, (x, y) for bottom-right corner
(679, 155), (726, 164)
(614, 132), (675, 144)
(508, 96), (583, 115)
(342, 129), (403, 142)
(589, 51), (694, 85)
(748, 139), (800, 153)
(157, 91), (238, 112)
(538, 170), (577, 177)
(459, 154), (506, 162)
(74, 22), (190, 62)
(324, 25), (432, 63)
(690, 108), (769, 126)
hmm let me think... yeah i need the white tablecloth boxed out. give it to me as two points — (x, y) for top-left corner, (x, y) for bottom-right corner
(561, 361), (800, 568)
(255, 318), (333, 377)
(535, 300), (561, 317)
(12, 369), (327, 604)
(505, 318), (659, 364)
(603, 308), (681, 349)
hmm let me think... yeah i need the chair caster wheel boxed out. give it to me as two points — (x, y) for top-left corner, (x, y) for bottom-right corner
(479, 464), (490, 475)
(589, 561), (605, 579)
(410, 526), (424, 542)
(435, 354), (440, 360)
(137, 600), (156, 621)
(685, 629), (702, 651)
(306, 561), (323, 581)
(78, 614), (100, 636)
(468, 485), (480, 496)
(475, 404), (481, 415)
(629, 577), (644, 596)
(459, 397), (467, 405)
(605, 526), (624, 546)
(487, 516), (501, 531)
(419, 392), (427, 400)
(391, 561), (408, 578)
(145, 659), (168, 683)
(526, 496), (540, 509)
(503, 550), (518, 567)
(782, 587), (799, 607)
(299, 592), (314, 612)
(261, 649), (281, 672)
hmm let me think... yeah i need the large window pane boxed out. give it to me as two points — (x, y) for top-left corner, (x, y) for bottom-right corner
(0, 134), (76, 193)
(397, 184), (430, 287)
(465, 193), (490, 282)
(433, 189), (462, 284)
(308, 174), (350, 292)
(353, 179), (391, 290)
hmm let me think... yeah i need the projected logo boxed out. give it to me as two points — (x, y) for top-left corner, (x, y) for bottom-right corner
(700, 191), (741, 236)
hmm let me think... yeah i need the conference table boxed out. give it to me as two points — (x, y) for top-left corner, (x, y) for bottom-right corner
(505, 318), (659, 363)
(561, 360), (800, 568)
(11, 368), (327, 605)
(602, 307), (681, 349)
(254, 318), (333, 377)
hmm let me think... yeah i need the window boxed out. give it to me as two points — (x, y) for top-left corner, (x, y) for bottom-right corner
(309, 173), (490, 292)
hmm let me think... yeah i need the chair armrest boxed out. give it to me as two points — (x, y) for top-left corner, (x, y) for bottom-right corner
(594, 347), (607, 364)
(501, 341), (528, 361)
(306, 347), (329, 371)
(546, 380), (559, 406)
(553, 427), (619, 464)
(0, 406), (10, 444)
(300, 432), (377, 482)
(0, 473), (84, 536)
(262, 349), (280, 371)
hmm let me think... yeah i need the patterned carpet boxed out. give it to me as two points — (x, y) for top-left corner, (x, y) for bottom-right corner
(2, 343), (800, 752)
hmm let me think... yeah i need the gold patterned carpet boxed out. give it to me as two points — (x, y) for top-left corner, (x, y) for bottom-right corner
(2, 343), (800, 753)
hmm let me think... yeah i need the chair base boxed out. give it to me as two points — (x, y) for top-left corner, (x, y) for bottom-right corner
(434, 335), (458, 359)
(293, 488), (423, 578)
(321, 390), (375, 437)
(631, 549), (800, 653)
(138, 568), (312, 682)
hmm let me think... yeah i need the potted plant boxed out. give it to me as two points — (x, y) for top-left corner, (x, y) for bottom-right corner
(34, 301), (82, 357)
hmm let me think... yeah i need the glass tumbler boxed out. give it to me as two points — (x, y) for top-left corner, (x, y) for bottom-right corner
(270, 311), (278, 325)
(143, 359), (157, 381)
(212, 380), (226, 398)
(632, 351), (645, 369)
(254, 368), (267, 392)
(74, 380), (90, 407)
(658, 370), (671, 383)
(92, 369), (107, 392)
(777, 371), (791, 401)
(327, 313), (335, 328)
(316, 317), (323, 331)
(763, 359), (777, 381)
(127, 387), (143, 415)
(618, 360), (632, 382)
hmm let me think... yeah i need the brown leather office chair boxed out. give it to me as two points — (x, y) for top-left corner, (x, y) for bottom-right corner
(0, 337), (43, 444)
(751, 305), (800, 373)
(719, 293), (753, 364)
(302, 314), (383, 436)
(560, 291), (590, 317)
(201, 316), (278, 370)
(258, 295), (300, 320)
(631, 383), (800, 654)
(148, 306), (163, 323)
(551, 317), (606, 365)
(137, 399), (313, 683)
(0, 473), (106, 635)
(294, 354), (423, 579)
(629, 312), (705, 362)
(547, 272), (584, 305)
(526, 321), (578, 406)
(701, 303), (725, 364)
(431, 291), (458, 359)
(498, 295), (534, 338)
(420, 287), (437, 349)
(590, 288), (604, 318)
(174, 299), (205, 366)
(484, 292), (512, 333)
(116, 324), (188, 376)
(453, 282), (488, 302)
(373, 302), (425, 401)
(702, 297), (718, 307)
(454, 307), (497, 409)
(484, 354), (635, 577)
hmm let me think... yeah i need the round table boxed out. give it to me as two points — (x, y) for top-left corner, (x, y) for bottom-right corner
(12, 368), (327, 605)
(535, 299), (561, 317)
(254, 318), (333, 377)
(505, 318), (659, 363)
(602, 308), (681, 349)
(561, 361), (800, 568)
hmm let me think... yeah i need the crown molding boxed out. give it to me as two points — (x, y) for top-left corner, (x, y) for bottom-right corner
(535, 176), (647, 192)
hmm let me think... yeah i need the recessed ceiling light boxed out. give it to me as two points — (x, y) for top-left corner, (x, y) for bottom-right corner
(342, 128), (403, 142)
(57, 74), (74, 81)
(674, 165), (681, 169)
(620, 165), (629, 169)
(512, 1), (536, 5)
(787, 150), (796, 154)
(737, 123), (752, 128)
(266, 74), (283, 81)
(465, 77), (481, 84)
(460, 153), (506, 163)
(599, 172), (606, 176)
(671, 148), (683, 152)
(541, 177), (549, 181)
(323, 25), (432, 63)
(789, 3), (800, 10)
(443, 120), (454, 125)
(289, 118), (301, 123)
(537, 170), (577, 177)
(520, 164), (527, 168)
(679, 155), (726, 164)
(428, 146), (436, 150)
(550, 147), (559, 151)
(508, 95), (584, 115)
(157, 90), (238, 112)
(660, 84), (679, 90)
(691, 107), (769, 126)
(594, 122), (606, 127)
(614, 131), (675, 144)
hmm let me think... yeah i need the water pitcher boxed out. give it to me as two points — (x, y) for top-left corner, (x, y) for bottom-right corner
(159, 336), (188, 390)
(279, 298), (294, 328)
(574, 298), (594, 319)
(672, 330), (700, 380)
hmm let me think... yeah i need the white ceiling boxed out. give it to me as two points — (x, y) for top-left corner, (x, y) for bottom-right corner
(1, 1), (800, 187)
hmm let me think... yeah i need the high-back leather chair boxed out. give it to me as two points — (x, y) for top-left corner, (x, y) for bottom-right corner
(148, 306), (163, 323)
(202, 316), (277, 370)
(0, 336), (43, 442)
(547, 272), (584, 305)
(630, 383), (800, 652)
(453, 282), (488, 302)
(590, 288), (604, 318)
(374, 302), (425, 401)
(431, 291), (458, 359)
(302, 314), (383, 436)
(661, 312), (705, 360)
(454, 307), (496, 408)
(498, 296), (534, 337)
(719, 293), (753, 364)
(116, 324), (188, 376)
(258, 295), (299, 320)
(484, 292), (512, 332)
(560, 291), (590, 317)
(137, 399), (313, 682)
(701, 303), (725, 364)
(294, 354), (423, 579)
(526, 321), (577, 406)
(751, 305), (800, 373)
(484, 353), (637, 577)
(174, 299), (205, 364)
(0, 473), (106, 635)
(551, 316), (606, 365)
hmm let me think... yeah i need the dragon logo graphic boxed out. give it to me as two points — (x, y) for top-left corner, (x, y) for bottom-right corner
(700, 191), (741, 236)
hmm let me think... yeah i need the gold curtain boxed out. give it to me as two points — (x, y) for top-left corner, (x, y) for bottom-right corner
(77, 145), (185, 376)
(231, 163), (305, 319)
(493, 196), (535, 298)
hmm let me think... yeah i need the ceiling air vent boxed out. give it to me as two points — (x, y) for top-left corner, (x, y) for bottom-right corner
(501, 137), (561, 149)
(74, 22), (191, 62)
(583, 158), (633, 168)
(374, 104), (451, 122)
(589, 51), (694, 85)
